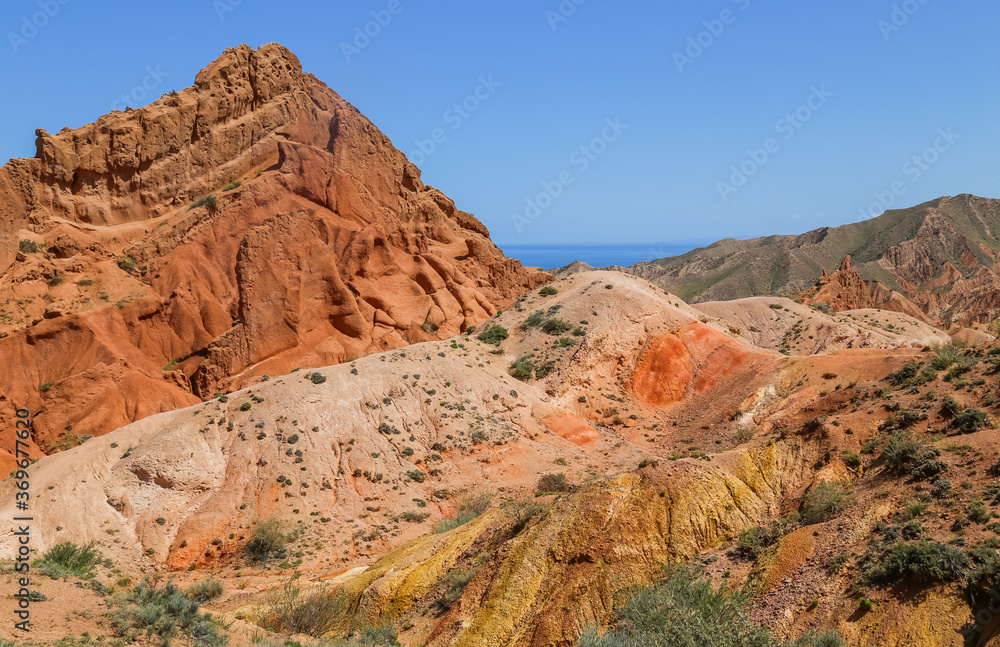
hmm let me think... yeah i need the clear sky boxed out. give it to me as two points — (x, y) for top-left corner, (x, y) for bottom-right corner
(0, 0), (997, 246)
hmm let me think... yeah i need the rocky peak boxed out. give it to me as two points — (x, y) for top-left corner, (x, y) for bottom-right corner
(0, 44), (549, 450)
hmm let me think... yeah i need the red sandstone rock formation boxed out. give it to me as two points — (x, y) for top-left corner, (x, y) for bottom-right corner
(0, 43), (548, 454)
(806, 256), (931, 324)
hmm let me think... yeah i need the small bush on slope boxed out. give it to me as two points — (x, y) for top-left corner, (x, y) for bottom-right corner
(801, 481), (855, 525)
(432, 491), (493, 534)
(186, 577), (224, 602)
(245, 516), (295, 561)
(34, 541), (102, 580)
(736, 523), (781, 559)
(576, 566), (846, 647)
(253, 576), (346, 637)
(477, 325), (509, 345)
(868, 541), (969, 583)
(112, 577), (227, 646)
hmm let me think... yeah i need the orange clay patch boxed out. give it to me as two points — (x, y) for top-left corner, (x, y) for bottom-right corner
(541, 413), (600, 445)
(764, 526), (816, 592)
(631, 333), (693, 407)
(681, 323), (765, 393)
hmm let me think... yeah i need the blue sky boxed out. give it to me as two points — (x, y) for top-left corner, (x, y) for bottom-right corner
(1, 0), (997, 247)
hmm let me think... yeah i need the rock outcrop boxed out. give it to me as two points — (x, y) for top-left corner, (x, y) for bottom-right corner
(804, 256), (932, 324)
(0, 44), (548, 454)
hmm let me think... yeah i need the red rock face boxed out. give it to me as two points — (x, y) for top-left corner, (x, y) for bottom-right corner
(806, 255), (932, 324)
(0, 44), (548, 456)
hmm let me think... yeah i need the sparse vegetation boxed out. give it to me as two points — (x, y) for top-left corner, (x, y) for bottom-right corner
(541, 318), (572, 335)
(477, 325), (509, 345)
(112, 577), (227, 646)
(189, 195), (218, 211)
(882, 430), (924, 469)
(19, 239), (39, 253)
(245, 516), (294, 561)
(736, 523), (781, 559)
(186, 577), (224, 602)
(223, 180), (242, 191)
(953, 408), (988, 434)
(432, 491), (493, 534)
(577, 565), (847, 647)
(34, 541), (102, 580)
(509, 355), (537, 380)
(801, 481), (854, 525)
(868, 540), (969, 583)
(540, 286), (558, 296)
(536, 473), (570, 493)
(252, 576), (346, 637)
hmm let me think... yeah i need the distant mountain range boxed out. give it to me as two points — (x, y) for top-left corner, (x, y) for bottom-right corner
(573, 194), (1000, 329)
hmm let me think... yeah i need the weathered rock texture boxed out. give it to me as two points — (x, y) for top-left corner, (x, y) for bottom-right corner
(0, 44), (548, 455)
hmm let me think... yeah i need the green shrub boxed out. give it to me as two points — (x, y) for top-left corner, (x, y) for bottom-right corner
(19, 239), (39, 253)
(253, 576), (346, 637)
(112, 577), (227, 646)
(931, 343), (965, 370)
(222, 180), (242, 191)
(189, 195), (218, 211)
(432, 567), (478, 612)
(310, 372), (327, 385)
(34, 541), (102, 579)
(842, 451), (862, 468)
(735, 523), (781, 559)
(245, 516), (293, 561)
(539, 286), (558, 296)
(882, 430), (924, 469)
(968, 502), (992, 524)
(869, 540), (969, 583)
(801, 481), (854, 525)
(46, 271), (64, 286)
(186, 577), (224, 602)
(887, 362), (937, 388)
(940, 396), (962, 418)
(536, 473), (570, 493)
(954, 408), (988, 434)
(118, 256), (137, 272)
(541, 318), (572, 335)
(509, 355), (537, 381)
(577, 565), (844, 647)
(432, 491), (493, 534)
(399, 511), (429, 523)
(477, 325), (509, 345)
(522, 310), (545, 329)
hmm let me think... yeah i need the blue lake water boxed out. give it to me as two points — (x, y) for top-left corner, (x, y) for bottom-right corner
(497, 241), (715, 271)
